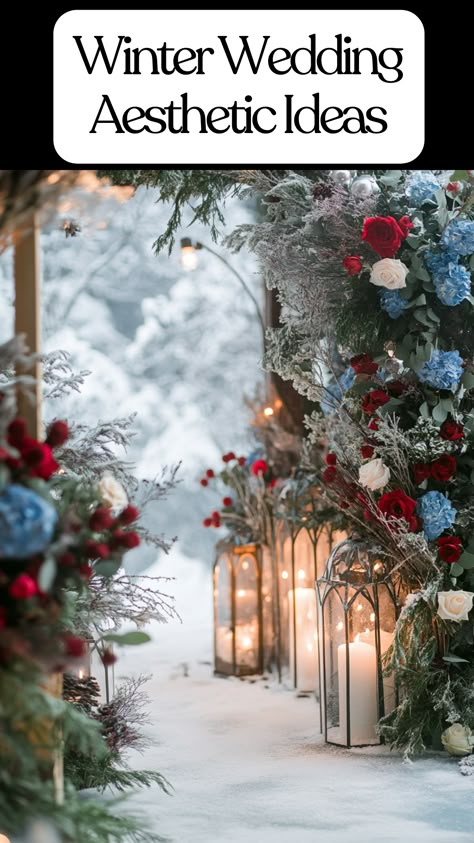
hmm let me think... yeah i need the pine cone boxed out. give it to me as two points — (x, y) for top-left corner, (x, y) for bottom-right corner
(312, 182), (333, 201)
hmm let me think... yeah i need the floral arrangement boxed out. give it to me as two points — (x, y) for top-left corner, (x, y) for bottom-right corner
(200, 449), (278, 545)
(223, 168), (474, 760)
(0, 414), (143, 671)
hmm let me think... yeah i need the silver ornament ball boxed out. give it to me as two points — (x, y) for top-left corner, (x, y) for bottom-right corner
(329, 170), (352, 186)
(351, 176), (380, 199)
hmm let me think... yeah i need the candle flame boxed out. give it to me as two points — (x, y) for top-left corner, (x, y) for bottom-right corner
(336, 621), (343, 631)
(242, 637), (252, 649)
(281, 571), (289, 580)
(263, 406), (274, 416)
(307, 644), (313, 652)
(78, 669), (85, 680)
(237, 589), (246, 598)
(298, 569), (306, 580)
(242, 560), (249, 571)
(370, 612), (375, 623)
(355, 633), (361, 643)
(356, 603), (363, 612)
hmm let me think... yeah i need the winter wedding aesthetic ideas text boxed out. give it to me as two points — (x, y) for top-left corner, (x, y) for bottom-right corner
(53, 9), (424, 164)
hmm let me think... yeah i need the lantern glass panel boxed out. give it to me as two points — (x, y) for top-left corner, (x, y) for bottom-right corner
(277, 528), (291, 670)
(318, 537), (398, 747)
(234, 552), (260, 672)
(214, 552), (233, 672)
(261, 544), (274, 672)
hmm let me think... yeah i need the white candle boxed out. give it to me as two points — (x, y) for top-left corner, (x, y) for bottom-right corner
(358, 628), (396, 716)
(235, 623), (258, 666)
(288, 587), (319, 692)
(337, 636), (378, 745)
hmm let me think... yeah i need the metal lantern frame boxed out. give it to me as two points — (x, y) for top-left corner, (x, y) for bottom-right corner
(317, 536), (400, 748)
(213, 543), (266, 677)
(274, 489), (347, 692)
(75, 640), (116, 703)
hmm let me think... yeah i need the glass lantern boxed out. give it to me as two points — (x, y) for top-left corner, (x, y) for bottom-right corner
(317, 537), (399, 747)
(213, 543), (265, 677)
(275, 493), (347, 694)
(73, 641), (115, 703)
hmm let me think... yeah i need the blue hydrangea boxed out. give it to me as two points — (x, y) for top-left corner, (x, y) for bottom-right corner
(321, 367), (355, 416)
(417, 491), (457, 541)
(380, 290), (409, 319)
(440, 219), (474, 257)
(405, 171), (439, 207)
(417, 349), (464, 390)
(432, 261), (471, 306)
(0, 484), (58, 558)
(424, 250), (453, 277)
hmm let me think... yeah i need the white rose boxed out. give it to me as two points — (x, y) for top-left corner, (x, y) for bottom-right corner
(370, 258), (409, 290)
(437, 590), (474, 623)
(358, 458), (390, 491)
(98, 474), (128, 510)
(441, 723), (474, 756)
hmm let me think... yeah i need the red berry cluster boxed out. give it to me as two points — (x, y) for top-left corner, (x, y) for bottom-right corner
(4, 417), (69, 480)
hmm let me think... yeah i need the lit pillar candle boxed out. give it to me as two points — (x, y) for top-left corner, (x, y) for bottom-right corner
(288, 585), (318, 692)
(358, 628), (395, 716)
(235, 623), (258, 667)
(337, 636), (378, 745)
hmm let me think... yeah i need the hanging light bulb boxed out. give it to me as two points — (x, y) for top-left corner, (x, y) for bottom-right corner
(180, 237), (198, 271)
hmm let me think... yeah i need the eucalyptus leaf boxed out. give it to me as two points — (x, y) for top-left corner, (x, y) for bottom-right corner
(449, 562), (464, 577)
(38, 558), (57, 592)
(442, 654), (470, 664)
(419, 401), (430, 419)
(459, 552), (474, 570)
(104, 631), (151, 646)
(94, 559), (122, 577)
(462, 372), (474, 391)
(432, 403), (448, 423)
(0, 464), (9, 492)
(450, 170), (469, 182)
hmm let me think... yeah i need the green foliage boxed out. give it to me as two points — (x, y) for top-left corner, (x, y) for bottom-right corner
(98, 169), (243, 253)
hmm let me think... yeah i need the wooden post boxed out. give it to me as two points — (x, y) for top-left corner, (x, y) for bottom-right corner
(14, 212), (42, 437)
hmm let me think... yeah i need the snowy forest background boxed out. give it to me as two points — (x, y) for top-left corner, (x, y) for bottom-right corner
(0, 181), (262, 571)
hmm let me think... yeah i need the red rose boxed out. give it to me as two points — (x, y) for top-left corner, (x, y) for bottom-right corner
(398, 216), (414, 238)
(203, 518), (212, 528)
(222, 496), (233, 507)
(361, 390), (390, 415)
(437, 536), (462, 563)
(64, 634), (87, 658)
(251, 459), (268, 476)
(368, 419), (379, 431)
(325, 453), (337, 466)
(9, 574), (38, 600)
(205, 469), (215, 478)
(85, 540), (110, 560)
(101, 647), (117, 666)
(19, 438), (59, 479)
(343, 255), (363, 276)
(238, 457), (246, 466)
(200, 478), (208, 487)
(350, 354), (378, 375)
(378, 489), (417, 522)
(89, 507), (113, 532)
(360, 445), (374, 459)
(361, 216), (405, 258)
(267, 478), (278, 489)
(440, 420), (464, 441)
(323, 467), (337, 484)
(387, 380), (406, 397)
(431, 454), (456, 482)
(79, 563), (94, 579)
(408, 515), (422, 533)
(7, 418), (27, 446)
(446, 182), (460, 194)
(413, 463), (431, 485)
(0, 606), (6, 628)
(119, 504), (139, 526)
(45, 420), (69, 448)
(58, 551), (76, 568)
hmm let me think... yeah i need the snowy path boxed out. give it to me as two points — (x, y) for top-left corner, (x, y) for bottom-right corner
(120, 553), (474, 843)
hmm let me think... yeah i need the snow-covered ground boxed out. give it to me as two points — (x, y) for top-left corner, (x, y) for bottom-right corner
(119, 552), (474, 843)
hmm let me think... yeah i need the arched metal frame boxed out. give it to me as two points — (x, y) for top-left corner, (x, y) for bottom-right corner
(274, 492), (347, 694)
(317, 537), (400, 747)
(213, 544), (265, 677)
(75, 641), (115, 703)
